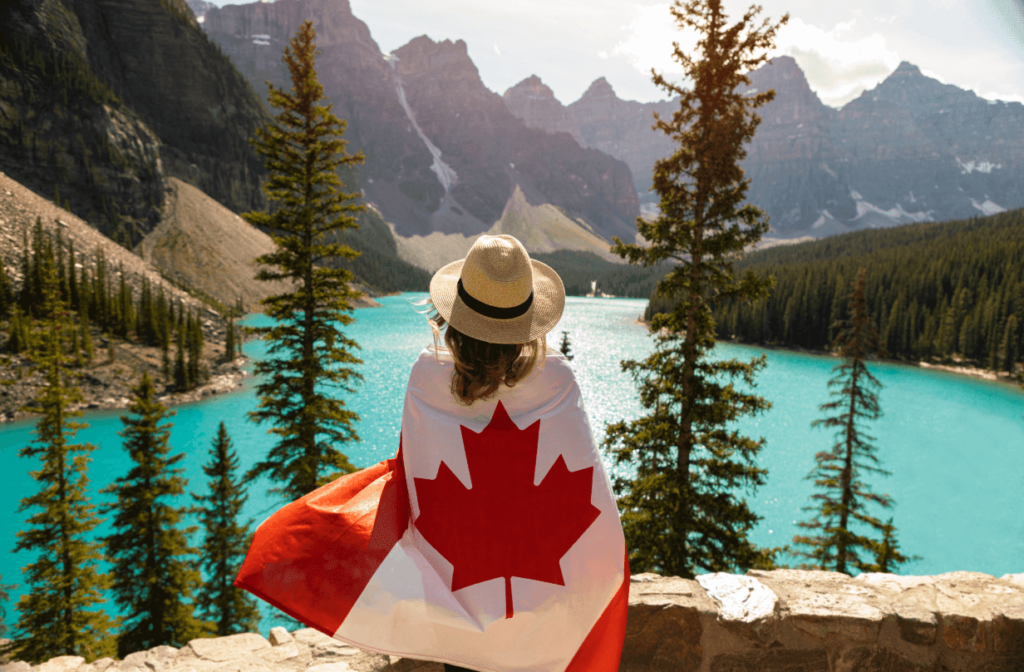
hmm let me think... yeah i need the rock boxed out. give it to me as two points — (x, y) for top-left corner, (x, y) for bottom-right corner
(305, 664), (350, 672)
(0, 663), (30, 672)
(255, 643), (299, 664)
(186, 633), (271, 662)
(697, 572), (777, 623)
(266, 628), (293, 647)
(35, 657), (85, 672)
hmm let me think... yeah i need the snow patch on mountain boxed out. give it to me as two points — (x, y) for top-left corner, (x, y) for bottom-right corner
(957, 157), (1002, 174)
(971, 198), (1006, 216)
(386, 54), (458, 193)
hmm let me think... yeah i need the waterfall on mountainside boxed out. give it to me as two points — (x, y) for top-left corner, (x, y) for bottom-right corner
(385, 54), (459, 193)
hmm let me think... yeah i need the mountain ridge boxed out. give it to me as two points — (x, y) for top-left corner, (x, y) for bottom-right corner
(505, 55), (1024, 238)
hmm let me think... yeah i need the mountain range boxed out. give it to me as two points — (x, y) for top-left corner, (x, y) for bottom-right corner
(3, 0), (1024, 295)
(504, 56), (1024, 238)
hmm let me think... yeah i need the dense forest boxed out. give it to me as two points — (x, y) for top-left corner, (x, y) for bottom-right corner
(1, 218), (216, 392)
(647, 209), (1024, 373)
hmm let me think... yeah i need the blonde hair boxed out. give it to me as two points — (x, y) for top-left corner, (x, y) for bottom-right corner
(416, 298), (545, 405)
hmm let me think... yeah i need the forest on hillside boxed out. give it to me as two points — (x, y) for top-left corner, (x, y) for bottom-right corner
(647, 209), (1024, 373)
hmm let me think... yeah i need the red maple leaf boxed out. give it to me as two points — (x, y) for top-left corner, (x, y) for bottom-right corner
(413, 400), (600, 619)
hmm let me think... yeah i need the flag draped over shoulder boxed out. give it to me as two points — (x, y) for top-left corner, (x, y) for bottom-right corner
(236, 347), (629, 672)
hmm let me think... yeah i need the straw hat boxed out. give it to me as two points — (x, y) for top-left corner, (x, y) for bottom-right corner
(430, 235), (565, 344)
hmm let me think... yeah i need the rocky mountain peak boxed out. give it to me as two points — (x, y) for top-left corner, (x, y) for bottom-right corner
(503, 75), (557, 102)
(892, 61), (923, 77)
(502, 75), (582, 143)
(580, 77), (616, 101)
(393, 35), (480, 84)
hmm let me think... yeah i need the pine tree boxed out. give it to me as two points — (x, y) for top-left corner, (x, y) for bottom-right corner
(192, 423), (260, 635)
(558, 330), (574, 361)
(0, 255), (13, 319)
(7, 305), (28, 354)
(2, 250), (115, 662)
(174, 323), (189, 391)
(602, 0), (786, 577)
(243, 20), (364, 501)
(101, 372), (208, 656)
(68, 239), (78, 314)
(792, 269), (914, 574)
(225, 319), (236, 361)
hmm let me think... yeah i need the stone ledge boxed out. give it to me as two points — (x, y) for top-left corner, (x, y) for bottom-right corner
(2, 570), (1022, 672)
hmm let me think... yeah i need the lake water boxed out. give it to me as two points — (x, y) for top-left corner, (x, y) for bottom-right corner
(1, 293), (1023, 634)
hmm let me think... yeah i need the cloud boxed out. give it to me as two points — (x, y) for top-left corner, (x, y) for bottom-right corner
(611, 3), (696, 83)
(770, 17), (901, 107)
(493, 43), (501, 56)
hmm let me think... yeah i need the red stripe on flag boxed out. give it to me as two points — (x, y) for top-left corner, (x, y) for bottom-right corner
(235, 444), (410, 636)
(564, 548), (630, 672)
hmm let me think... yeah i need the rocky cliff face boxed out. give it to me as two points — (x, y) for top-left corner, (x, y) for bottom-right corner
(203, 0), (639, 245)
(505, 57), (1024, 237)
(0, 0), (270, 243)
(69, 0), (271, 218)
(505, 76), (677, 206)
(391, 36), (639, 242)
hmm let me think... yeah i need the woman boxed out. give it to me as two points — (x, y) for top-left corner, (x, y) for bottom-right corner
(237, 235), (628, 672)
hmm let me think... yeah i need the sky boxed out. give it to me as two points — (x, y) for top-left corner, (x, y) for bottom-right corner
(206, 0), (1024, 108)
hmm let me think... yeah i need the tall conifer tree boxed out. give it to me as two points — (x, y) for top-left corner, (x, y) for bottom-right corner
(243, 20), (364, 501)
(101, 372), (208, 655)
(792, 269), (914, 573)
(3, 252), (115, 662)
(603, 0), (786, 577)
(192, 423), (260, 635)
(0, 255), (13, 319)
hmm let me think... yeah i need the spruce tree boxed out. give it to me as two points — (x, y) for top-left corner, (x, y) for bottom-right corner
(603, 0), (786, 577)
(0, 255), (13, 319)
(558, 331), (575, 361)
(192, 422), (260, 635)
(3, 251), (115, 662)
(792, 269), (914, 574)
(225, 319), (236, 361)
(101, 372), (208, 655)
(243, 20), (364, 501)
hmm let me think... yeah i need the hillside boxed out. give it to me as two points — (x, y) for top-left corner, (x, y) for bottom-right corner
(137, 178), (380, 311)
(0, 170), (244, 421)
(646, 209), (1024, 378)
(0, 0), (270, 243)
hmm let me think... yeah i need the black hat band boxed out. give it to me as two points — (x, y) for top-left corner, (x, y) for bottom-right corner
(457, 278), (534, 320)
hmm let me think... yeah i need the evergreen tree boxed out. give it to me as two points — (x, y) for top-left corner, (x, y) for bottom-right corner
(101, 372), (208, 655)
(192, 423), (260, 635)
(792, 269), (914, 574)
(3, 251), (115, 663)
(186, 310), (205, 386)
(603, 0), (786, 577)
(68, 240), (78, 314)
(174, 323), (189, 391)
(6, 305), (29, 354)
(243, 20), (364, 501)
(0, 255), (13, 319)
(225, 319), (236, 361)
(558, 331), (574, 361)
(81, 304), (95, 364)
(18, 229), (31, 315)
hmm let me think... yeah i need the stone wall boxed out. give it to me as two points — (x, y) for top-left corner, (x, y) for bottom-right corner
(3, 570), (1023, 672)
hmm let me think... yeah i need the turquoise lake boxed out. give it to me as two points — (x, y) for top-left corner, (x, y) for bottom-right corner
(1, 293), (1023, 634)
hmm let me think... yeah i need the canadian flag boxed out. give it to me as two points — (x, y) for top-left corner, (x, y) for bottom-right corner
(236, 348), (629, 672)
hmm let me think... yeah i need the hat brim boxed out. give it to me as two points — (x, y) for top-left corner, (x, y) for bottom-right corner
(429, 258), (565, 344)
